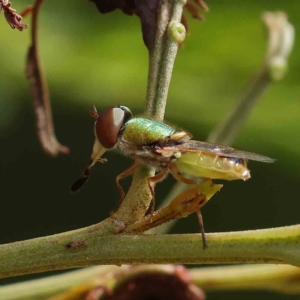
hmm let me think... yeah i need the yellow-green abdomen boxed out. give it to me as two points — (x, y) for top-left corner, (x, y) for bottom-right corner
(175, 152), (250, 181)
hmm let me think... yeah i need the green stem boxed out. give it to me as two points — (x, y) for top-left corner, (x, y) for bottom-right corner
(117, 0), (186, 225)
(190, 264), (300, 294)
(1, 225), (300, 279)
(0, 265), (183, 300)
(208, 65), (271, 145)
(146, 0), (186, 120)
(0, 266), (116, 300)
(145, 0), (170, 116)
(2, 264), (299, 300)
(111, 166), (154, 224)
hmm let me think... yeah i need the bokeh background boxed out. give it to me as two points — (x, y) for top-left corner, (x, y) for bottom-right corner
(0, 0), (299, 299)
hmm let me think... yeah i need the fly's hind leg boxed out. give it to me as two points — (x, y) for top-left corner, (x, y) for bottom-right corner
(170, 185), (208, 248)
(169, 163), (212, 248)
(115, 161), (140, 207)
(196, 209), (207, 249)
(148, 168), (169, 219)
(169, 184), (211, 249)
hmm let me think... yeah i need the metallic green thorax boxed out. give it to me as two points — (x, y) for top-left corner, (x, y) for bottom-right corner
(121, 118), (178, 146)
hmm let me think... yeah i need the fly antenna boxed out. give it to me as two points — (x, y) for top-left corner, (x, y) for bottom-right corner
(70, 161), (93, 193)
(89, 105), (99, 119)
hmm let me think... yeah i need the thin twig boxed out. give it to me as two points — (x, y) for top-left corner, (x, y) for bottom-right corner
(207, 66), (271, 145)
(26, 0), (69, 156)
(209, 12), (294, 144)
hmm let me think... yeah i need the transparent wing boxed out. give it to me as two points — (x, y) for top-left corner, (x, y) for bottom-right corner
(157, 140), (275, 163)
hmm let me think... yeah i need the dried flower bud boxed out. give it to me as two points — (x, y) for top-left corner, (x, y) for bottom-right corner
(262, 11), (295, 81)
(101, 270), (205, 300)
(0, 0), (28, 31)
(90, 0), (208, 51)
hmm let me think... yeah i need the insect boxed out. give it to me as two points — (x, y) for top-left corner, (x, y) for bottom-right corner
(71, 105), (275, 246)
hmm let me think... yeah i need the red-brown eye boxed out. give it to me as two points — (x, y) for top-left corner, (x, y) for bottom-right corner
(95, 106), (132, 149)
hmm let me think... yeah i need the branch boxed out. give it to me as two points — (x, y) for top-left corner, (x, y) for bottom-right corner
(0, 224), (300, 279)
(0, 181), (221, 278)
(114, 0), (187, 225)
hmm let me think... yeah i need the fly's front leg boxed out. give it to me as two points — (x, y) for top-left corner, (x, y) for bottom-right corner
(147, 168), (169, 219)
(116, 161), (140, 206)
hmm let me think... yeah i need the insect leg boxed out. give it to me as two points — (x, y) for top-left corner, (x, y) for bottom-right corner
(168, 185), (208, 248)
(116, 160), (140, 203)
(196, 209), (207, 249)
(89, 105), (99, 119)
(169, 163), (197, 186)
(148, 168), (169, 218)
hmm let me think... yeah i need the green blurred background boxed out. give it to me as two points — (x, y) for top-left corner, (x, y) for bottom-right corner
(0, 0), (299, 299)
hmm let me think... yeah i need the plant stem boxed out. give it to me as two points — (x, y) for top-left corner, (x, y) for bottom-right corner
(111, 166), (154, 224)
(2, 264), (299, 300)
(116, 0), (186, 225)
(207, 66), (270, 145)
(1, 225), (300, 279)
(145, 0), (170, 116)
(190, 264), (300, 294)
(0, 265), (188, 300)
(146, 0), (186, 120)
(0, 266), (116, 300)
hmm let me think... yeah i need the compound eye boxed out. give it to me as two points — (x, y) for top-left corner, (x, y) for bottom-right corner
(95, 106), (132, 149)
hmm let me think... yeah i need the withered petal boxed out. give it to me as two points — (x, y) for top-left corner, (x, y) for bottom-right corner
(90, 0), (159, 52)
(0, 0), (28, 31)
(90, 0), (135, 15)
